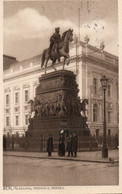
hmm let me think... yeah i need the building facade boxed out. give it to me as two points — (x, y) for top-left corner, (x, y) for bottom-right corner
(3, 41), (119, 137)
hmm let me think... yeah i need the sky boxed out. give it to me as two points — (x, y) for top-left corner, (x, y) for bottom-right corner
(3, 0), (118, 61)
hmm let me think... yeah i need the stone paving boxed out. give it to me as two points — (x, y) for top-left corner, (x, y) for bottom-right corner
(3, 149), (119, 163)
(3, 153), (119, 186)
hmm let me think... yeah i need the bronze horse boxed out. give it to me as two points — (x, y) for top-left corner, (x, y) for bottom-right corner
(41, 29), (73, 73)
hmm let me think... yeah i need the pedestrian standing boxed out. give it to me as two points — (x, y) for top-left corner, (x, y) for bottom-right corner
(12, 135), (14, 150)
(72, 132), (78, 157)
(58, 130), (65, 156)
(47, 134), (53, 156)
(66, 135), (73, 157)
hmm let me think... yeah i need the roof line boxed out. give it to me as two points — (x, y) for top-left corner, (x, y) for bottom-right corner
(3, 54), (17, 60)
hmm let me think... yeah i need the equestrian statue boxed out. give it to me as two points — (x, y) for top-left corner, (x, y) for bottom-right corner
(41, 27), (73, 73)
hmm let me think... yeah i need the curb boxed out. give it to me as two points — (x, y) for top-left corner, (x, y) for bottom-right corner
(3, 154), (119, 164)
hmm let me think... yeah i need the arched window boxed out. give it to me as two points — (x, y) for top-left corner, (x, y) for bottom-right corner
(93, 103), (97, 122)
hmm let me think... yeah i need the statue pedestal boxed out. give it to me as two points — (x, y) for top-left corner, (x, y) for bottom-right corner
(26, 70), (90, 150)
(27, 115), (89, 138)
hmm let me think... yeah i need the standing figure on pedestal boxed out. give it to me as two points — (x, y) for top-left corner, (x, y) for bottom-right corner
(28, 98), (41, 118)
(28, 99), (35, 118)
(33, 97), (41, 117)
(80, 99), (88, 118)
(58, 130), (65, 156)
(47, 134), (53, 156)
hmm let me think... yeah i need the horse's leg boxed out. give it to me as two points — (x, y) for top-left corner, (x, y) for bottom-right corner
(44, 60), (47, 74)
(45, 57), (49, 74)
(59, 50), (70, 69)
(63, 57), (67, 70)
(43, 51), (50, 74)
(44, 62), (46, 74)
(41, 50), (45, 69)
(51, 59), (57, 71)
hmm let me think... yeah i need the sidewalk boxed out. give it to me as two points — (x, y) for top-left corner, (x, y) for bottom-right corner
(3, 149), (119, 163)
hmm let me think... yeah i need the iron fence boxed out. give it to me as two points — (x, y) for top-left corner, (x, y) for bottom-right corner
(3, 135), (118, 152)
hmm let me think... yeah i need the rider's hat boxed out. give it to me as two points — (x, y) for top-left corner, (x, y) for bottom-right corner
(55, 27), (60, 31)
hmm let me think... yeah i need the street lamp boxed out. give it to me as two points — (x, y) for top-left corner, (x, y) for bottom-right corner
(100, 75), (108, 158)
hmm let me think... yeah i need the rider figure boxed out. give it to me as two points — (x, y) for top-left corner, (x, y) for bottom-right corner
(49, 27), (61, 55)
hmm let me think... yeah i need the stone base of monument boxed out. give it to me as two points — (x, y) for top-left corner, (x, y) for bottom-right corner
(25, 70), (97, 151)
(26, 116), (90, 137)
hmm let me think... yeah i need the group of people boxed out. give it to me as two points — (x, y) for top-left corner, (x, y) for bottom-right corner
(3, 134), (15, 151)
(66, 133), (78, 157)
(46, 132), (78, 157)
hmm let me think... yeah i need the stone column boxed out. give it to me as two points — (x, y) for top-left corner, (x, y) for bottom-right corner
(30, 81), (34, 99)
(77, 60), (83, 99)
(19, 84), (23, 127)
(10, 87), (14, 130)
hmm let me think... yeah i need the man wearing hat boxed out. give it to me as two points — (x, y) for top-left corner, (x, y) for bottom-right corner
(47, 134), (53, 156)
(49, 27), (61, 55)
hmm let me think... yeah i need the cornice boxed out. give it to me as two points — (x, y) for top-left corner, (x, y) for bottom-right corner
(3, 54), (118, 82)
(82, 55), (118, 73)
(3, 67), (42, 82)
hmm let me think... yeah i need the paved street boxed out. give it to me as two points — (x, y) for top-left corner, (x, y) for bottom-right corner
(3, 154), (119, 186)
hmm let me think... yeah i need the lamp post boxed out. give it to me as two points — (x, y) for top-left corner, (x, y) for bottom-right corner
(100, 75), (108, 158)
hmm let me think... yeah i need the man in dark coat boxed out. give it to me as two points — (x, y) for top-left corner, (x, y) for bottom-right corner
(49, 27), (61, 55)
(66, 135), (73, 157)
(72, 132), (78, 157)
(12, 135), (14, 150)
(58, 130), (65, 156)
(47, 134), (53, 156)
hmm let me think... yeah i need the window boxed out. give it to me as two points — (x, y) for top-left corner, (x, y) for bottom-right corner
(15, 92), (19, 104)
(25, 115), (29, 125)
(93, 78), (97, 94)
(96, 129), (99, 137)
(15, 107), (19, 112)
(108, 84), (111, 98)
(93, 104), (97, 122)
(6, 116), (10, 126)
(108, 111), (111, 123)
(108, 129), (111, 136)
(25, 90), (29, 103)
(6, 108), (10, 114)
(6, 94), (10, 107)
(15, 116), (19, 126)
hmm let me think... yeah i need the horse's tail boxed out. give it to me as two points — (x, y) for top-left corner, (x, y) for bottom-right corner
(41, 50), (46, 68)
